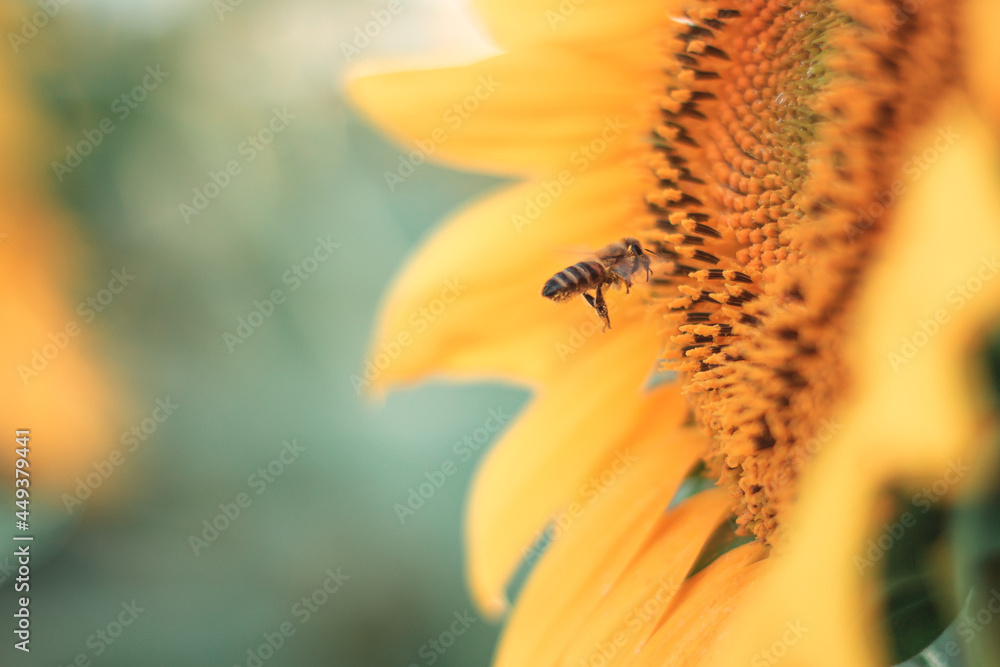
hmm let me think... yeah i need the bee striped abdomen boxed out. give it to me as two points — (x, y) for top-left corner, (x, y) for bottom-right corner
(541, 260), (605, 300)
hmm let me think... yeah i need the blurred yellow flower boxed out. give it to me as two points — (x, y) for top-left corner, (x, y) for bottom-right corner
(351, 0), (1000, 664)
(1, 15), (121, 497)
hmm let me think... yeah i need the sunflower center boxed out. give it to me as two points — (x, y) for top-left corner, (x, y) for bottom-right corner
(645, 0), (957, 543)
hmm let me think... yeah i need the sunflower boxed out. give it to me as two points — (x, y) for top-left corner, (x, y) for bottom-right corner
(350, 0), (1000, 664)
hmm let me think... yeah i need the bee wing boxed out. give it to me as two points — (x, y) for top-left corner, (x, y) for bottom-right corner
(544, 244), (603, 263)
(610, 258), (639, 280)
(548, 243), (597, 256)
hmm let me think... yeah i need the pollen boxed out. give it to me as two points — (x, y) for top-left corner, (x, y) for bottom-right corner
(644, 0), (957, 543)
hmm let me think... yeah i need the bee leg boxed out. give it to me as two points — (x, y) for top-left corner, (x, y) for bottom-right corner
(612, 273), (631, 294)
(639, 255), (652, 282)
(582, 288), (610, 331)
(593, 284), (611, 331)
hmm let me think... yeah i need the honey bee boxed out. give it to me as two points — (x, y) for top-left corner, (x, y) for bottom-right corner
(541, 237), (654, 331)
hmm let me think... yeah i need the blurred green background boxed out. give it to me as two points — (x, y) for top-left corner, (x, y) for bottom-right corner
(0, 0), (523, 664)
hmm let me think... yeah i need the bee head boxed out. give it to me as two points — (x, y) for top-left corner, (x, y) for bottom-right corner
(623, 237), (644, 256)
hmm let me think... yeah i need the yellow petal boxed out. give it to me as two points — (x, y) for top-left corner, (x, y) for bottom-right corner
(361, 159), (655, 392)
(347, 47), (647, 176)
(964, 0), (1000, 133)
(467, 340), (686, 615)
(555, 490), (734, 667)
(634, 543), (769, 666)
(492, 435), (715, 666)
(471, 0), (669, 54)
(714, 101), (1000, 666)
